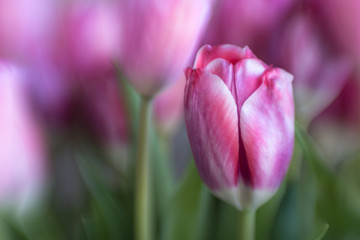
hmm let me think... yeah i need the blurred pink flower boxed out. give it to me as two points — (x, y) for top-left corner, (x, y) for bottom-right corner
(153, 76), (186, 135)
(26, 0), (128, 144)
(310, 76), (360, 166)
(0, 61), (46, 208)
(277, 15), (352, 124)
(312, 0), (360, 65)
(204, 0), (295, 56)
(79, 75), (128, 145)
(56, 0), (121, 80)
(119, 0), (213, 96)
(184, 44), (294, 210)
(0, 0), (56, 61)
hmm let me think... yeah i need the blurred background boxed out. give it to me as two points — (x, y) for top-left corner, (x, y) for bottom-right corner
(0, 0), (360, 239)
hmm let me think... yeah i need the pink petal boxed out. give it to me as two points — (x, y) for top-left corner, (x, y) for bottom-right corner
(194, 44), (256, 69)
(184, 68), (239, 190)
(233, 58), (266, 185)
(204, 58), (234, 93)
(240, 68), (294, 189)
(234, 58), (266, 108)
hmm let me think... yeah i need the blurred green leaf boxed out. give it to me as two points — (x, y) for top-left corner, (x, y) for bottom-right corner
(214, 202), (237, 240)
(161, 161), (212, 240)
(312, 223), (329, 240)
(151, 130), (174, 238)
(256, 180), (287, 240)
(77, 152), (131, 240)
(115, 64), (141, 138)
(294, 123), (334, 183)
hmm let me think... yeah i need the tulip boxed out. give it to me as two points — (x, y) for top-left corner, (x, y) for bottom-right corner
(56, 0), (121, 80)
(0, 62), (46, 210)
(119, 0), (213, 97)
(276, 15), (352, 125)
(184, 44), (294, 210)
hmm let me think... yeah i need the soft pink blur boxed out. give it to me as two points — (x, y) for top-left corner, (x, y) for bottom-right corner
(204, 0), (295, 58)
(153, 76), (186, 136)
(312, 0), (360, 65)
(119, 0), (213, 96)
(276, 14), (352, 124)
(0, 62), (46, 207)
(24, 0), (127, 144)
(0, 0), (56, 61)
(310, 76), (360, 166)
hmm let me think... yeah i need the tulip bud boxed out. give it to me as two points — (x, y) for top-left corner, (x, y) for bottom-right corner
(119, 0), (213, 97)
(184, 44), (294, 210)
(0, 61), (46, 210)
(58, 0), (121, 79)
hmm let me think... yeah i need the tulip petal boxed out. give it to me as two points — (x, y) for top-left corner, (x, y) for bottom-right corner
(194, 44), (256, 69)
(234, 58), (266, 109)
(204, 58), (234, 93)
(233, 58), (266, 185)
(240, 68), (294, 189)
(184, 68), (240, 190)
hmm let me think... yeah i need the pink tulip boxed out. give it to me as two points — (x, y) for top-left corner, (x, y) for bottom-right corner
(26, 1), (128, 145)
(56, 0), (121, 80)
(277, 15), (352, 124)
(184, 44), (294, 210)
(0, 61), (46, 208)
(119, 0), (213, 96)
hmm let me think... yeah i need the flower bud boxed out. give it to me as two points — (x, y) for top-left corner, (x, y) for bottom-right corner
(184, 44), (294, 210)
(119, 0), (213, 96)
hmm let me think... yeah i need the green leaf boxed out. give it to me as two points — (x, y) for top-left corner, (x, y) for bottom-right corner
(256, 180), (287, 240)
(161, 161), (211, 240)
(77, 152), (131, 240)
(151, 130), (173, 225)
(312, 223), (329, 240)
(294, 123), (334, 183)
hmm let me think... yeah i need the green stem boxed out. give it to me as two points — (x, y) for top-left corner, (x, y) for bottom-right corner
(135, 96), (152, 240)
(239, 209), (256, 240)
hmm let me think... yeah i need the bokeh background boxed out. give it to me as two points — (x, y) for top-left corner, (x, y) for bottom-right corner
(0, 0), (360, 239)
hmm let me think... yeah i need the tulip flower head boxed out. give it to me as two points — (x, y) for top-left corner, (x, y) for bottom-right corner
(119, 0), (213, 97)
(184, 44), (294, 210)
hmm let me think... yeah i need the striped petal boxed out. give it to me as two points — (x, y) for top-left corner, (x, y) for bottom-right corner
(194, 44), (256, 69)
(204, 58), (234, 93)
(240, 68), (294, 190)
(233, 58), (266, 185)
(184, 68), (239, 191)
